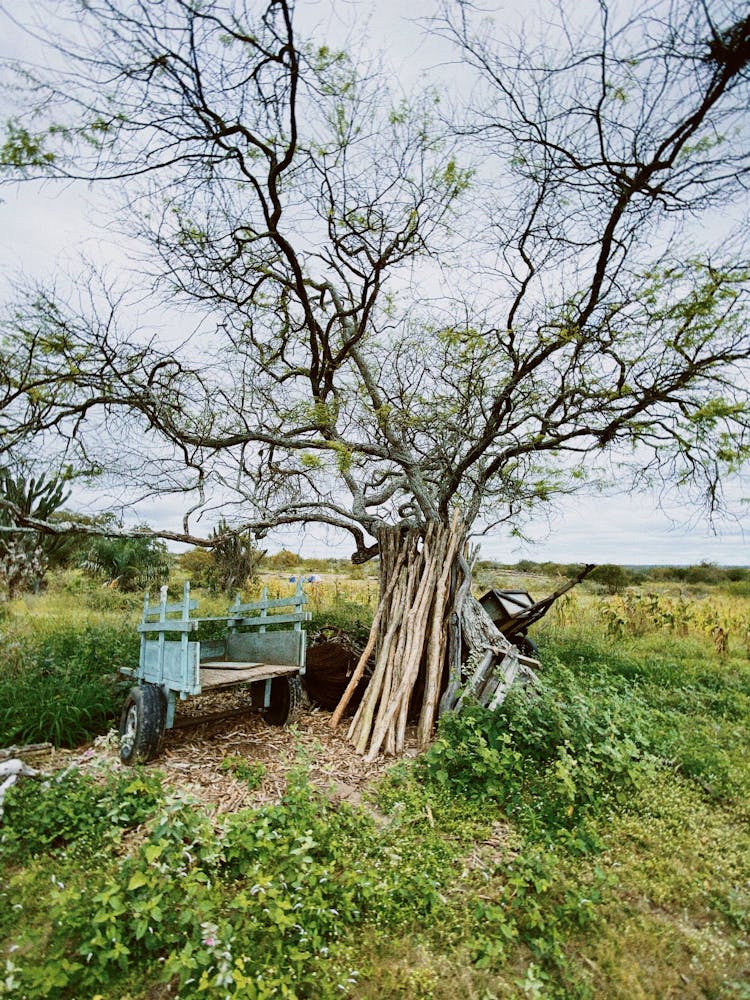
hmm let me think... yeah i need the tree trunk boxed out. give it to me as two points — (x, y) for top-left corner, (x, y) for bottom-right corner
(331, 512), (467, 759)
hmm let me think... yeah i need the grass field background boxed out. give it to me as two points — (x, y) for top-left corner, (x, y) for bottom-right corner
(1, 565), (748, 998)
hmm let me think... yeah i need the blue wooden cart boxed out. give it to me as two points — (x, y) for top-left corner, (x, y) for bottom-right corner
(118, 581), (310, 763)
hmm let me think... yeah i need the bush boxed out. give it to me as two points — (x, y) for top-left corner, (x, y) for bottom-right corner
(0, 620), (138, 747)
(176, 546), (215, 587)
(1, 767), (165, 865)
(207, 519), (265, 593)
(177, 524), (264, 594)
(420, 661), (651, 847)
(0, 540), (47, 601)
(266, 549), (299, 570)
(591, 564), (632, 594)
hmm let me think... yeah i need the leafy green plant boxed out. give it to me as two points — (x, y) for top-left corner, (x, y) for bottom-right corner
(420, 661), (651, 846)
(1, 767), (164, 865)
(546, 627), (750, 801)
(470, 847), (610, 992)
(220, 755), (267, 789)
(0, 620), (138, 746)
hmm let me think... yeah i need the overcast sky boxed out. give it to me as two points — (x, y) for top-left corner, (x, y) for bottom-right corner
(1, 0), (748, 566)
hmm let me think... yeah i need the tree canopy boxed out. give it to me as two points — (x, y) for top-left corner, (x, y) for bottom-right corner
(2, 0), (749, 754)
(0, 0), (747, 555)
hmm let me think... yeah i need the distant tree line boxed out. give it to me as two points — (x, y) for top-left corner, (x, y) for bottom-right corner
(478, 559), (750, 592)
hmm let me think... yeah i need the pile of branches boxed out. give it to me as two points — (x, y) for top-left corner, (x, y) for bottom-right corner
(330, 518), (536, 759)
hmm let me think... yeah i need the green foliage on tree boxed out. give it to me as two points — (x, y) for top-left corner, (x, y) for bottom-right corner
(591, 564), (634, 595)
(177, 522), (265, 594)
(208, 520), (265, 594)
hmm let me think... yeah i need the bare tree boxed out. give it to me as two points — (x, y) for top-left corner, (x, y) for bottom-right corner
(1, 0), (749, 755)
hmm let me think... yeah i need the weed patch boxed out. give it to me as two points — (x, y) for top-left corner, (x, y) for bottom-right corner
(420, 661), (650, 847)
(1, 766), (165, 866)
(0, 620), (137, 747)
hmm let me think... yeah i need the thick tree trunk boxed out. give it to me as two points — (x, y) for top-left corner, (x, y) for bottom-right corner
(331, 513), (466, 759)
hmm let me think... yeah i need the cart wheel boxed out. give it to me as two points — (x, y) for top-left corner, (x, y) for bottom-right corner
(514, 636), (539, 659)
(263, 675), (303, 726)
(119, 684), (166, 764)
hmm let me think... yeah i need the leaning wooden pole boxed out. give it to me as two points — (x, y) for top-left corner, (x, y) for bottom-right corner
(328, 541), (408, 729)
(417, 510), (463, 745)
(332, 515), (467, 759)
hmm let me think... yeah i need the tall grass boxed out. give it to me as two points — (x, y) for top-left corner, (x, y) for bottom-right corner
(0, 618), (138, 747)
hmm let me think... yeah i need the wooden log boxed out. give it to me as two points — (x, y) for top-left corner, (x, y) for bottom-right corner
(417, 511), (464, 744)
(486, 650), (521, 710)
(0, 742), (54, 761)
(391, 523), (444, 753)
(349, 547), (418, 750)
(366, 524), (449, 759)
(349, 579), (406, 752)
(453, 648), (495, 711)
(361, 533), (424, 751)
(439, 549), (475, 716)
(330, 542), (408, 728)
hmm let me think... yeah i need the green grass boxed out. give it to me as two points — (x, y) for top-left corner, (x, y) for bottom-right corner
(538, 624), (750, 803)
(1, 576), (749, 997)
(0, 618), (138, 747)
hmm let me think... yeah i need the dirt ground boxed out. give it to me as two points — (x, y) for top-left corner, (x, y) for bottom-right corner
(29, 689), (418, 818)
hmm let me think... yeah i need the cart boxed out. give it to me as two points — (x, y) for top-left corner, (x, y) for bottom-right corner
(118, 581), (311, 764)
(479, 564), (596, 657)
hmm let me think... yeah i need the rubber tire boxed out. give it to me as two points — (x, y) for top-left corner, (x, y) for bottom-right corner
(514, 636), (539, 659)
(119, 684), (166, 764)
(263, 674), (303, 726)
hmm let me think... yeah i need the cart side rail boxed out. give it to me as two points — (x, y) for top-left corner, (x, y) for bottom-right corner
(131, 580), (312, 695)
(224, 581), (311, 674)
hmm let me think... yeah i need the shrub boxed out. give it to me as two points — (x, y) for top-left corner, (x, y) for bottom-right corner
(1, 767), (165, 865)
(420, 661), (651, 847)
(176, 546), (215, 587)
(0, 466), (72, 594)
(266, 549), (299, 570)
(0, 540), (47, 601)
(207, 519), (265, 593)
(591, 563), (632, 594)
(0, 620), (138, 746)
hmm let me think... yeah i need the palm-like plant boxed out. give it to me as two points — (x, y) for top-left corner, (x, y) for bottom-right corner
(80, 535), (170, 591)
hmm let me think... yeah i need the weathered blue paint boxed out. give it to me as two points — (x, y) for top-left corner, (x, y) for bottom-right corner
(125, 580), (311, 730)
